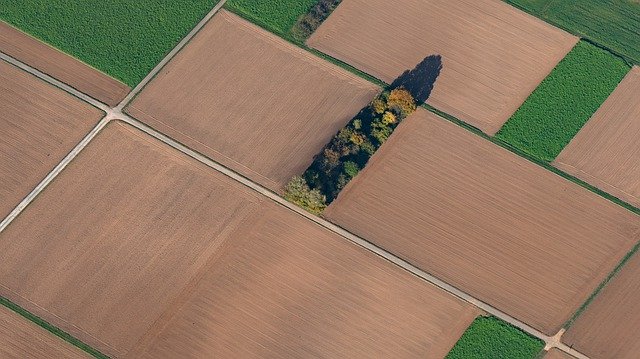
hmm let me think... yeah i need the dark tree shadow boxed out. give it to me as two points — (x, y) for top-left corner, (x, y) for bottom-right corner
(390, 55), (443, 104)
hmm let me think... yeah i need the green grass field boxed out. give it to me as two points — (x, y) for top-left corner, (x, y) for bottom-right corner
(495, 41), (629, 162)
(446, 316), (544, 359)
(225, 0), (317, 40)
(0, 0), (219, 86)
(506, 0), (640, 65)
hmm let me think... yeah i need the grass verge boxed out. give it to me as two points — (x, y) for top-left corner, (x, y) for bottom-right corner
(0, 0), (220, 86)
(446, 316), (544, 359)
(0, 296), (107, 358)
(495, 41), (629, 162)
(506, 0), (640, 65)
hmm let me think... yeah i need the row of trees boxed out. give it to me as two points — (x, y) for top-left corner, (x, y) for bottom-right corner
(290, 0), (342, 41)
(284, 87), (417, 213)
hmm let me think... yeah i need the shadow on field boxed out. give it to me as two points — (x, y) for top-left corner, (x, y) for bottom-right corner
(391, 54), (443, 104)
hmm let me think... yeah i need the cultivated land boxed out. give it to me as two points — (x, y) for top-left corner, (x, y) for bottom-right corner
(0, 60), (103, 221)
(544, 348), (576, 359)
(131, 199), (480, 358)
(0, 22), (129, 106)
(0, 0), (219, 86)
(324, 108), (640, 335)
(0, 121), (266, 357)
(0, 306), (89, 359)
(506, 0), (640, 64)
(307, 0), (577, 135)
(563, 250), (640, 359)
(0, 121), (479, 358)
(554, 66), (640, 208)
(127, 11), (378, 192)
(446, 316), (544, 359)
(496, 41), (630, 162)
(225, 0), (316, 38)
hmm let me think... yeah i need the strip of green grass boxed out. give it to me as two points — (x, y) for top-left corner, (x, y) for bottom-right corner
(225, 0), (317, 41)
(446, 316), (544, 359)
(0, 0), (219, 87)
(495, 41), (629, 162)
(506, 0), (640, 65)
(0, 296), (107, 358)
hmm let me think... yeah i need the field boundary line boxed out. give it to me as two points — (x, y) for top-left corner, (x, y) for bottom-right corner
(118, 114), (589, 359)
(115, 0), (228, 111)
(0, 115), (112, 234)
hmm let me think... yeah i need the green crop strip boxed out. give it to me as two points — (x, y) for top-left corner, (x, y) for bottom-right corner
(0, 0), (220, 87)
(0, 296), (108, 358)
(495, 41), (630, 162)
(506, 0), (640, 65)
(225, 0), (317, 41)
(446, 316), (544, 359)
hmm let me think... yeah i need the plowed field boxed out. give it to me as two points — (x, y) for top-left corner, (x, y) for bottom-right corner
(324, 108), (640, 335)
(554, 66), (640, 208)
(127, 10), (378, 192)
(307, 0), (577, 135)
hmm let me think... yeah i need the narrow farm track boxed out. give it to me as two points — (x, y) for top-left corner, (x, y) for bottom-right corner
(0, 4), (591, 358)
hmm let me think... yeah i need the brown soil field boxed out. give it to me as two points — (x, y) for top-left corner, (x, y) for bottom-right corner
(0, 306), (89, 358)
(554, 66), (640, 209)
(563, 250), (640, 358)
(307, 0), (577, 135)
(126, 10), (379, 192)
(0, 60), (103, 221)
(0, 120), (479, 358)
(130, 199), (481, 358)
(324, 108), (640, 335)
(0, 22), (129, 106)
(544, 348), (575, 359)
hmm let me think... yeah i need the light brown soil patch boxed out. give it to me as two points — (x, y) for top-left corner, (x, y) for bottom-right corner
(129, 199), (480, 359)
(563, 250), (640, 358)
(0, 306), (89, 358)
(307, 0), (577, 135)
(0, 22), (129, 106)
(0, 120), (478, 357)
(544, 348), (575, 359)
(0, 59), (103, 221)
(126, 10), (379, 192)
(554, 66), (640, 208)
(0, 121), (266, 357)
(324, 108), (640, 335)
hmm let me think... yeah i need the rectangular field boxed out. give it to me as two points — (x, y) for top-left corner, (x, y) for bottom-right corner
(506, 0), (640, 64)
(0, 0), (220, 86)
(307, 0), (577, 135)
(0, 120), (480, 358)
(0, 59), (103, 222)
(445, 316), (544, 359)
(131, 199), (480, 358)
(496, 41), (630, 161)
(563, 250), (640, 359)
(127, 10), (378, 192)
(554, 66), (640, 208)
(0, 306), (89, 358)
(0, 22), (130, 106)
(324, 108), (640, 335)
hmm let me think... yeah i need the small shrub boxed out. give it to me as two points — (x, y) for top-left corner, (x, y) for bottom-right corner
(381, 111), (397, 125)
(371, 98), (387, 114)
(371, 120), (392, 144)
(343, 161), (360, 179)
(284, 176), (327, 214)
(352, 118), (362, 130)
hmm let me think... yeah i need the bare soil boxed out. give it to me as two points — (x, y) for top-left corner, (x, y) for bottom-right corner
(0, 59), (103, 221)
(0, 22), (130, 106)
(307, 0), (577, 135)
(563, 250), (640, 359)
(130, 199), (481, 359)
(544, 348), (575, 359)
(554, 66), (640, 208)
(0, 306), (89, 358)
(127, 10), (379, 192)
(324, 108), (640, 335)
(0, 120), (478, 358)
